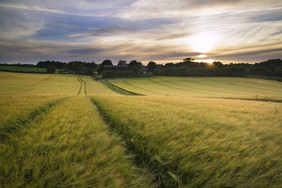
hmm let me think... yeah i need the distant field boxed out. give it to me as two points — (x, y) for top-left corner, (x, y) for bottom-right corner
(0, 72), (116, 96)
(0, 72), (281, 187)
(0, 66), (46, 73)
(109, 77), (282, 99)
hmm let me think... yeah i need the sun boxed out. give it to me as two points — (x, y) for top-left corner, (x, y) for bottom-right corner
(206, 59), (214, 64)
(189, 31), (219, 53)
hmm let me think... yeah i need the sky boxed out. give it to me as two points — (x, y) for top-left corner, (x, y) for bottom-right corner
(0, 0), (281, 65)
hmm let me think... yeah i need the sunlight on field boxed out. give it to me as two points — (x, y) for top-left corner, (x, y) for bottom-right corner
(0, 72), (80, 95)
(92, 95), (282, 187)
(83, 76), (118, 96)
(0, 72), (281, 187)
(0, 97), (155, 187)
(110, 77), (282, 98)
(0, 95), (61, 125)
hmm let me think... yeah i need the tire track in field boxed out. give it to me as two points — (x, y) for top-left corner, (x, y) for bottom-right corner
(122, 80), (165, 95)
(102, 80), (144, 96)
(77, 76), (87, 96)
(0, 97), (66, 141)
(89, 97), (180, 187)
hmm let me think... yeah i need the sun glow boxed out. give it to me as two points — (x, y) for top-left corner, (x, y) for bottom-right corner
(198, 54), (206, 58)
(194, 59), (214, 64)
(206, 59), (214, 64)
(189, 32), (219, 53)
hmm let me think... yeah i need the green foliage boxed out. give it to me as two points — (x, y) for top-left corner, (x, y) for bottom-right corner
(0, 65), (46, 73)
(69, 61), (83, 74)
(97, 64), (104, 75)
(102, 59), (113, 65)
(36, 61), (97, 75)
(154, 59), (282, 78)
(83, 67), (93, 75)
(147, 61), (156, 72)
(128, 60), (143, 75)
(46, 65), (56, 74)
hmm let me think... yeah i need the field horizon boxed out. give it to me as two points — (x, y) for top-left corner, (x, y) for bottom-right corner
(0, 71), (281, 187)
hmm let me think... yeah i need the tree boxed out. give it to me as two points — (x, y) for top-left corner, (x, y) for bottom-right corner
(47, 65), (56, 74)
(102, 60), (113, 66)
(183, 57), (194, 63)
(97, 64), (104, 75)
(128, 60), (142, 75)
(165, 63), (174, 68)
(118, 60), (126, 66)
(147, 61), (156, 72)
(69, 61), (83, 74)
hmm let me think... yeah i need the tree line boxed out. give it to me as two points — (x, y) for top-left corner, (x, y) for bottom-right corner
(100, 58), (282, 79)
(153, 59), (282, 78)
(36, 60), (97, 74)
(1, 58), (281, 79)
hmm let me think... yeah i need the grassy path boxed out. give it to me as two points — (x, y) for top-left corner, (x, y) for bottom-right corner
(0, 97), (156, 187)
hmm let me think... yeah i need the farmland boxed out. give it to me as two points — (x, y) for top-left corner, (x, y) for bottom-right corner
(109, 77), (282, 99)
(0, 65), (46, 73)
(0, 71), (281, 187)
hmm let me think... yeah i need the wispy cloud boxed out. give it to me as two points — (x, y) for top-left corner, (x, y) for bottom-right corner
(0, 2), (66, 14)
(0, 0), (281, 64)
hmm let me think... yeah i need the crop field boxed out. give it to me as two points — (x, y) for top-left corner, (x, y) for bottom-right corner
(92, 96), (281, 187)
(0, 71), (281, 187)
(109, 77), (282, 99)
(0, 66), (46, 73)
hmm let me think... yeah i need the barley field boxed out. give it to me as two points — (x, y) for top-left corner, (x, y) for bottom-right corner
(0, 71), (281, 187)
(109, 77), (282, 99)
(0, 66), (46, 73)
(92, 95), (282, 187)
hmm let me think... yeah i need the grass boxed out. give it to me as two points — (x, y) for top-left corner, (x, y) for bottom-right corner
(0, 66), (46, 73)
(1, 72), (281, 187)
(0, 97), (156, 187)
(110, 77), (282, 99)
(83, 76), (118, 96)
(0, 97), (65, 141)
(91, 95), (282, 187)
(0, 95), (62, 124)
(102, 80), (143, 95)
(0, 72), (81, 95)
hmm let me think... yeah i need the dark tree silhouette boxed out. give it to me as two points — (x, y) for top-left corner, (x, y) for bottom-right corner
(165, 63), (174, 68)
(47, 65), (56, 74)
(147, 61), (156, 72)
(128, 60), (142, 75)
(102, 60), (113, 66)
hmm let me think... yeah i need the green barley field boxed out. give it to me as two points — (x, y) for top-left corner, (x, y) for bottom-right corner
(0, 66), (47, 73)
(0, 71), (281, 187)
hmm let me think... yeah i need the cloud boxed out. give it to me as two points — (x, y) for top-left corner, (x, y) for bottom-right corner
(0, 0), (281, 64)
(0, 2), (66, 14)
(211, 48), (282, 63)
